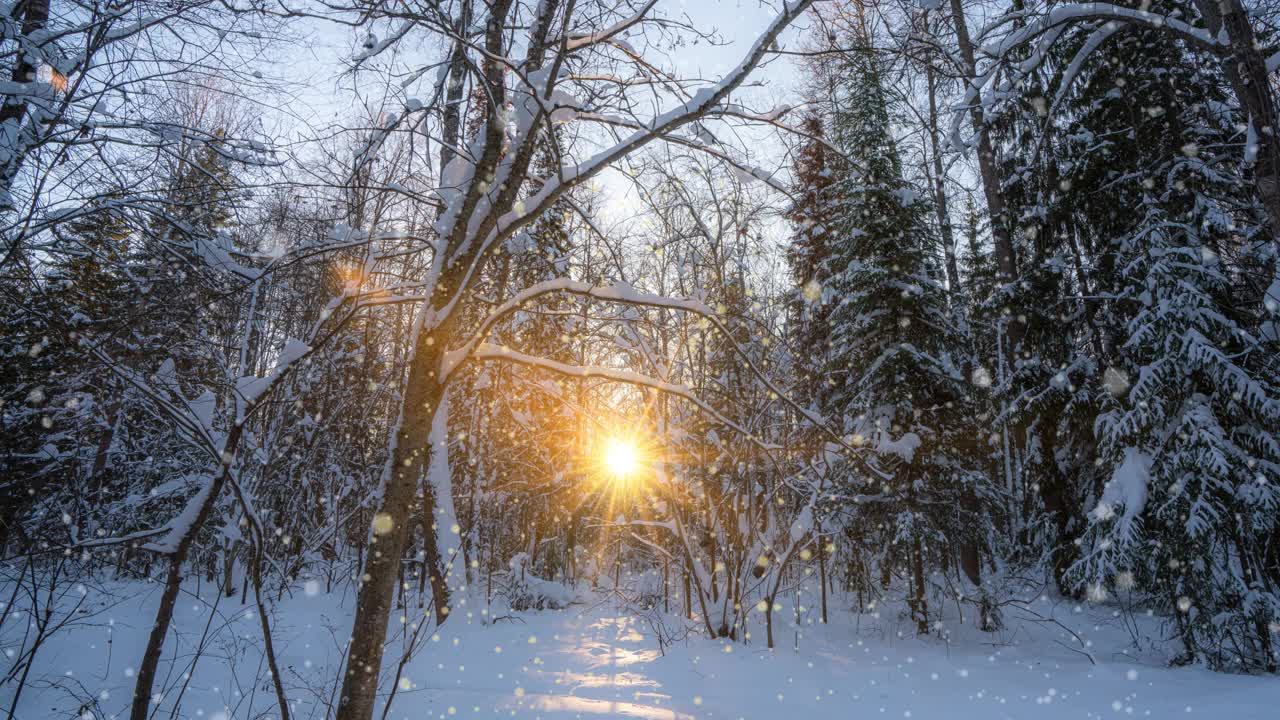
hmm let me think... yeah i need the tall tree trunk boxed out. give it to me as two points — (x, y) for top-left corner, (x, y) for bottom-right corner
(335, 318), (451, 720)
(438, 0), (473, 175)
(949, 0), (1022, 352)
(925, 63), (961, 294)
(1193, 0), (1280, 241)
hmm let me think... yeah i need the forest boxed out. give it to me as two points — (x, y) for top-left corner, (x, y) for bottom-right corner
(2, 0), (1279, 718)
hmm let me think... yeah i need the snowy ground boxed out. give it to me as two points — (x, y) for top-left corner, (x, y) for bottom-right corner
(4, 576), (1279, 719)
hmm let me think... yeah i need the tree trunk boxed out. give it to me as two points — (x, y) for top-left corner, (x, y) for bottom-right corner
(437, 0), (473, 175)
(419, 464), (451, 626)
(910, 534), (929, 635)
(0, 0), (50, 215)
(0, 0), (49, 127)
(222, 541), (236, 598)
(130, 466), (231, 720)
(958, 488), (982, 589)
(662, 557), (669, 614)
(248, 539), (292, 720)
(949, 0), (1022, 352)
(817, 533), (828, 624)
(683, 559), (692, 620)
(565, 510), (578, 585)
(1038, 424), (1080, 598)
(90, 402), (121, 481)
(925, 62), (961, 294)
(765, 594), (774, 650)
(335, 321), (450, 720)
(1193, 0), (1280, 241)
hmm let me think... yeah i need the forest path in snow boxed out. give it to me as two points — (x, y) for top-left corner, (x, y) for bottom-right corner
(408, 611), (693, 719)
(488, 613), (689, 719)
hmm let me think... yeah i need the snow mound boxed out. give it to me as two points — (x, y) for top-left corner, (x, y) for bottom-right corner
(501, 553), (587, 611)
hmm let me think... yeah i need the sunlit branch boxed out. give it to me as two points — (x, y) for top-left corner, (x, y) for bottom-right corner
(469, 342), (777, 454)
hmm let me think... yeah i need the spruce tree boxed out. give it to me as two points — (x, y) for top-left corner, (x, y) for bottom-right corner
(787, 113), (842, 417)
(1057, 4), (1280, 667)
(820, 22), (990, 633)
(1081, 199), (1280, 671)
(988, 0), (1280, 668)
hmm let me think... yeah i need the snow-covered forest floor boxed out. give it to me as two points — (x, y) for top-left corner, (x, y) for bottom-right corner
(5, 576), (1278, 720)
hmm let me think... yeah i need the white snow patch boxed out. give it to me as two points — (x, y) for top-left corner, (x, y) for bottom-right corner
(1091, 448), (1151, 541)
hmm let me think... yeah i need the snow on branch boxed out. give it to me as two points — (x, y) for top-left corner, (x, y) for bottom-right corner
(1050, 21), (1124, 117)
(141, 474), (218, 554)
(475, 0), (815, 259)
(1089, 447), (1151, 547)
(980, 4), (1219, 58)
(559, 0), (657, 51)
(234, 338), (310, 420)
(353, 20), (416, 65)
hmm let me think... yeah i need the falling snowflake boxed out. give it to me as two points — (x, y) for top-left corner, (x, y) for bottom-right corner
(1102, 367), (1130, 397)
(802, 278), (822, 304)
(971, 366), (992, 388)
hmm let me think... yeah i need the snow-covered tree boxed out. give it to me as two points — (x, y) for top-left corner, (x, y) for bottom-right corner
(807, 16), (993, 633)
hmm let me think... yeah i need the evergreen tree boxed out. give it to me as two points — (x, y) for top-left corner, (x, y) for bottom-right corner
(1052, 9), (1280, 664)
(0, 202), (137, 551)
(786, 113), (842, 416)
(1080, 198), (1280, 671)
(986, 0), (1280, 668)
(818, 22), (992, 633)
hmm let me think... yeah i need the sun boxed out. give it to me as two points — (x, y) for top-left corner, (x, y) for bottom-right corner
(588, 431), (652, 497)
(603, 437), (640, 479)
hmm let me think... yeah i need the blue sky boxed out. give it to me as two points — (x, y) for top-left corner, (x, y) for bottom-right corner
(271, 0), (809, 141)
(263, 0), (809, 247)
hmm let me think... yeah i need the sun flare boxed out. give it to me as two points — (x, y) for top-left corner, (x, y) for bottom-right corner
(603, 437), (640, 479)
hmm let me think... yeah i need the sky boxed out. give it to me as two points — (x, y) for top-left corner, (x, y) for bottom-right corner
(263, 0), (814, 272)
(577, 0), (812, 239)
(272, 0), (810, 130)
